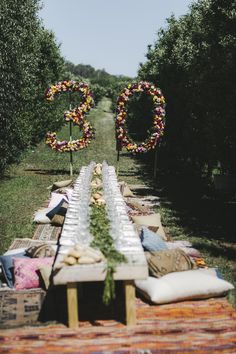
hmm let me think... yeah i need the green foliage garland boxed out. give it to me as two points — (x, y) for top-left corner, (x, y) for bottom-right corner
(90, 203), (127, 305)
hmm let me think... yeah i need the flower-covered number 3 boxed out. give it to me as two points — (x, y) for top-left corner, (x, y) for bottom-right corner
(45, 80), (95, 152)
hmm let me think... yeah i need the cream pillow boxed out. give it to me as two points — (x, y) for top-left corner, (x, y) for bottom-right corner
(132, 213), (167, 240)
(52, 179), (72, 191)
(119, 181), (134, 197)
(135, 269), (234, 304)
(48, 192), (68, 208)
(33, 208), (52, 224)
(38, 265), (53, 290)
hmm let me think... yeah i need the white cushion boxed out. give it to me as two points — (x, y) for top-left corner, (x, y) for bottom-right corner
(48, 192), (68, 208)
(65, 188), (73, 201)
(135, 269), (234, 304)
(33, 208), (52, 224)
(4, 248), (26, 256)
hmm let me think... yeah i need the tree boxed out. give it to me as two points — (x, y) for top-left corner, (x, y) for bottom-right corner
(139, 0), (236, 176)
(0, 0), (65, 173)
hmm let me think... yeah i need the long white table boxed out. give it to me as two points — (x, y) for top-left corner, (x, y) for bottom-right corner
(52, 165), (148, 328)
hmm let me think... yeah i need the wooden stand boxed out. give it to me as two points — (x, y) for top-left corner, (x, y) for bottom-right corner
(124, 280), (136, 326)
(66, 280), (136, 328)
(67, 282), (78, 328)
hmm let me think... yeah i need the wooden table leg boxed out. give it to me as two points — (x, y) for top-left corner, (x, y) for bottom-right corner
(124, 280), (136, 326)
(67, 282), (78, 328)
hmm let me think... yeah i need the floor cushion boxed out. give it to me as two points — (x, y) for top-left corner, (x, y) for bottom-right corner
(145, 249), (196, 278)
(33, 208), (52, 224)
(13, 257), (54, 290)
(0, 253), (29, 288)
(52, 179), (72, 191)
(48, 192), (68, 208)
(141, 226), (167, 251)
(46, 199), (68, 226)
(26, 244), (56, 258)
(166, 242), (201, 258)
(135, 268), (234, 304)
(132, 213), (167, 240)
(120, 181), (134, 197)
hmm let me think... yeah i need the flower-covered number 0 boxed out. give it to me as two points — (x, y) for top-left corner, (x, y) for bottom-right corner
(116, 81), (165, 153)
(45, 80), (95, 152)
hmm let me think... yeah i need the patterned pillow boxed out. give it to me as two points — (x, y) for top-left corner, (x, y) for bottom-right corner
(0, 253), (28, 288)
(140, 226), (167, 252)
(145, 249), (196, 278)
(13, 257), (54, 290)
(46, 199), (68, 226)
(26, 244), (55, 258)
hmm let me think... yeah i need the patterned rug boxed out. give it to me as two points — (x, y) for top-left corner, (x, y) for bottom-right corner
(32, 224), (61, 242)
(0, 296), (236, 353)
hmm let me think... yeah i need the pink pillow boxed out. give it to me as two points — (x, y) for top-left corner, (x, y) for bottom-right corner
(13, 257), (54, 290)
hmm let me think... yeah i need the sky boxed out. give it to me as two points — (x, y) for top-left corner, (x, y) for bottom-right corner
(39, 0), (194, 78)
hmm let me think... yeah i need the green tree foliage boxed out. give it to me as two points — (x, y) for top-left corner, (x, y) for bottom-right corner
(65, 61), (132, 108)
(139, 0), (236, 175)
(0, 0), (64, 173)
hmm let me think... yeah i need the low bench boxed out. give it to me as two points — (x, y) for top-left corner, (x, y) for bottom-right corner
(53, 249), (148, 328)
(52, 168), (148, 328)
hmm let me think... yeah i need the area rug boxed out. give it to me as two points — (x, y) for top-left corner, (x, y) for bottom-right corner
(8, 238), (57, 251)
(0, 297), (235, 353)
(32, 224), (61, 242)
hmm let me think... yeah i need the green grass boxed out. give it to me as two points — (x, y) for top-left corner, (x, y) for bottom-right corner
(0, 97), (235, 307)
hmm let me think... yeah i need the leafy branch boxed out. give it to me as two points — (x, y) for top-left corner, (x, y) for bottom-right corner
(90, 203), (127, 305)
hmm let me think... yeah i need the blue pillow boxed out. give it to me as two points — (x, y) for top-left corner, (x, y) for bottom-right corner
(46, 198), (68, 220)
(140, 226), (167, 252)
(0, 252), (28, 288)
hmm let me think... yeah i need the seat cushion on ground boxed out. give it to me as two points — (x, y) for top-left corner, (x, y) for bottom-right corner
(119, 181), (134, 197)
(4, 248), (26, 256)
(0, 253), (28, 288)
(38, 265), (53, 290)
(166, 242), (201, 258)
(141, 226), (167, 252)
(127, 200), (151, 214)
(145, 249), (196, 278)
(132, 213), (167, 240)
(46, 199), (68, 226)
(33, 208), (52, 224)
(13, 257), (54, 290)
(26, 244), (56, 258)
(51, 179), (72, 191)
(48, 192), (68, 208)
(135, 268), (234, 304)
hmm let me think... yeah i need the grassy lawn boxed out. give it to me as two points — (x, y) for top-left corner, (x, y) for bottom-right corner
(0, 97), (235, 307)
